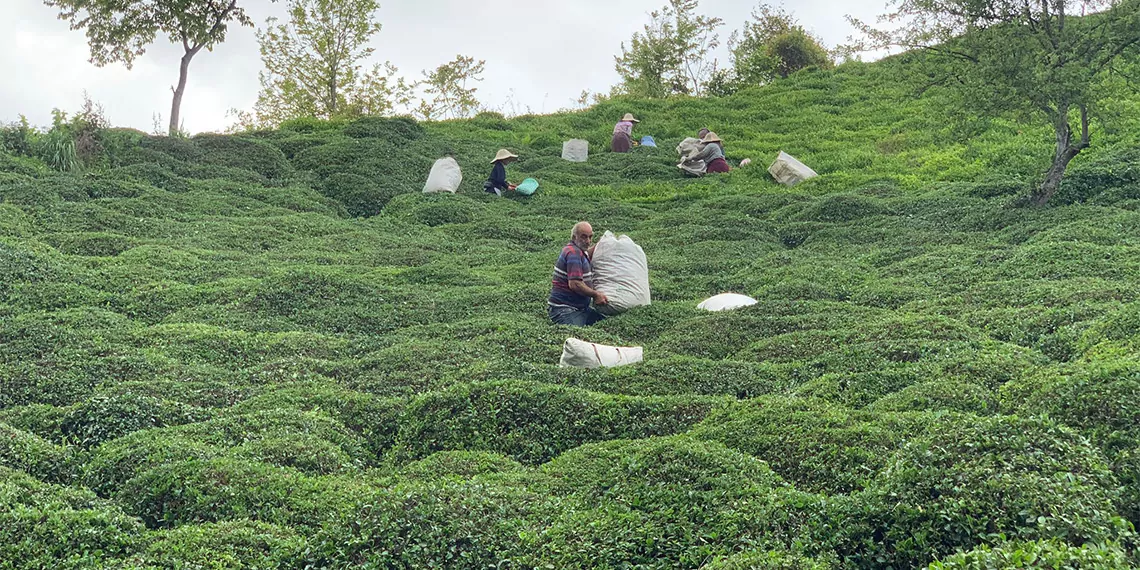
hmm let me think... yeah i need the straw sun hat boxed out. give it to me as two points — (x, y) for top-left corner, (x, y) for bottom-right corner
(621, 113), (640, 123)
(491, 149), (519, 163)
(700, 131), (722, 144)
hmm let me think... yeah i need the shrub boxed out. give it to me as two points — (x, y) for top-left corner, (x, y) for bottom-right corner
(535, 436), (825, 568)
(690, 397), (936, 494)
(106, 163), (190, 193)
(0, 423), (73, 483)
(1114, 446), (1140, 528)
(0, 467), (144, 569)
(924, 540), (1133, 569)
(116, 458), (353, 529)
(229, 434), (360, 475)
(1001, 361), (1140, 454)
(703, 550), (836, 570)
(192, 134), (292, 180)
(321, 172), (403, 217)
(343, 116), (425, 140)
(392, 381), (722, 464)
(82, 432), (220, 498)
(297, 474), (558, 569)
(230, 383), (405, 457)
(868, 380), (999, 415)
(397, 450), (525, 481)
(58, 393), (210, 449)
(828, 415), (1131, 570)
(133, 520), (307, 569)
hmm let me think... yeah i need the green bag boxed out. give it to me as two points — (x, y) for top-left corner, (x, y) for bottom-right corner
(515, 178), (539, 196)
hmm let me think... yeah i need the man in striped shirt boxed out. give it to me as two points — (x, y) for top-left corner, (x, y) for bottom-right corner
(548, 221), (609, 326)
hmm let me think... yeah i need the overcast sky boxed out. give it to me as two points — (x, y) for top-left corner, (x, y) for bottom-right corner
(1, 0), (885, 134)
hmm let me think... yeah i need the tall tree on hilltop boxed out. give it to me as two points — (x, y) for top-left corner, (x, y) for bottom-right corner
(237, 0), (412, 128)
(615, 0), (723, 97)
(45, 0), (260, 135)
(414, 55), (486, 121)
(850, 0), (1140, 206)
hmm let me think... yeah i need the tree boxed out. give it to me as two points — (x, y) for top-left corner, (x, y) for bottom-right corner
(850, 0), (1140, 206)
(414, 55), (486, 121)
(729, 4), (831, 87)
(45, 0), (260, 135)
(614, 0), (723, 97)
(238, 0), (412, 128)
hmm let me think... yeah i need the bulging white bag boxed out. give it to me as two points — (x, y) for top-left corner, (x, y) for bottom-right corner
(562, 139), (589, 162)
(591, 230), (651, 316)
(559, 338), (643, 369)
(676, 137), (702, 159)
(768, 151), (818, 187)
(698, 293), (758, 312)
(423, 157), (463, 194)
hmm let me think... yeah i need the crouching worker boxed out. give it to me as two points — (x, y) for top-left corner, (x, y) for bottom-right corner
(693, 131), (731, 173)
(549, 221), (608, 326)
(485, 149), (518, 196)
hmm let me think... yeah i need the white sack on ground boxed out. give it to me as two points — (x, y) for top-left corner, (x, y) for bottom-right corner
(698, 293), (759, 312)
(768, 151), (818, 187)
(559, 338), (644, 369)
(591, 230), (651, 316)
(562, 139), (589, 162)
(423, 157), (463, 193)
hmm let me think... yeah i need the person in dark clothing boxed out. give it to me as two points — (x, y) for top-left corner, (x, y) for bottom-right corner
(692, 131), (731, 173)
(549, 221), (609, 326)
(611, 113), (639, 153)
(485, 149), (518, 196)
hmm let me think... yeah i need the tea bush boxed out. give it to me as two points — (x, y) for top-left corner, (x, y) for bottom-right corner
(690, 397), (936, 494)
(391, 381), (723, 464)
(0, 423), (74, 483)
(924, 540), (1134, 569)
(129, 520), (307, 569)
(535, 436), (826, 568)
(828, 415), (1131, 569)
(0, 467), (144, 569)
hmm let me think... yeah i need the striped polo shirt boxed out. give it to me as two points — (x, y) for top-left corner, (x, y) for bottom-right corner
(549, 242), (593, 309)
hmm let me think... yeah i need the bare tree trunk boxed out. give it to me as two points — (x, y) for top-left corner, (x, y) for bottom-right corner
(169, 49), (200, 136)
(1032, 105), (1090, 207)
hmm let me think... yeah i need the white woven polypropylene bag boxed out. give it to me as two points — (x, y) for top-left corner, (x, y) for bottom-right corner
(591, 231), (651, 315)
(558, 338), (644, 368)
(697, 293), (759, 312)
(423, 157), (463, 193)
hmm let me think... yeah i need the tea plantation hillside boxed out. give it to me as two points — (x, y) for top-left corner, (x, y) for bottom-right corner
(2, 54), (1140, 569)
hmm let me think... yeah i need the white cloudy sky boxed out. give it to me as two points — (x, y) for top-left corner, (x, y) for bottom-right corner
(0, 0), (885, 134)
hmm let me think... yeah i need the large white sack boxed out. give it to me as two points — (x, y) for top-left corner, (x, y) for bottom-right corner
(591, 230), (651, 316)
(559, 338), (644, 369)
(423, 157), (463, 194)
(698, 293), (758, 312)
(676, 137), (702, 159)
(562, 139), (589, 162)
(678, 158), (706, 177)
(768, 151), (818, 187)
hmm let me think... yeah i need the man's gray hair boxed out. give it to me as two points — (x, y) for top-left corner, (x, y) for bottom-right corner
(571, 221), (591, 240)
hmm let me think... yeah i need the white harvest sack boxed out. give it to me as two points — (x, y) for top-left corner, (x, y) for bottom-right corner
(676, 137), (702, 159)
(423, 157), (463, 194)
(559, 338), (643, 369)
(562, 139), (589, 162)
(698, 293), (758, 312)
(768, 151), (818, 187)
(591, 230), (651, 316)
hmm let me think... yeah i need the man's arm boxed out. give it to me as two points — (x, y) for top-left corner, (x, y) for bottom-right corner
(569, 279), (608, 305)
